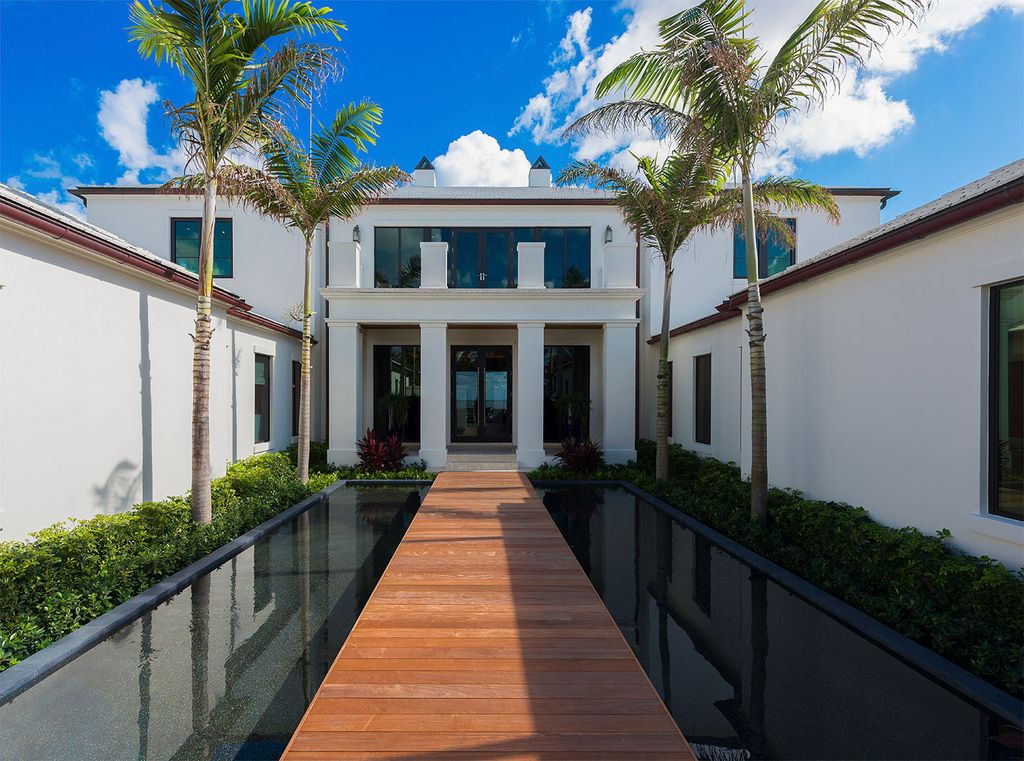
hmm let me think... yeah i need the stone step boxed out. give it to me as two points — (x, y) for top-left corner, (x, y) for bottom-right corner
(444, 461), (522, 472)
(446, 452), (518, 463)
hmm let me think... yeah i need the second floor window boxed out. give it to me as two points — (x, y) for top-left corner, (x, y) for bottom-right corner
(375, 227), (425, 288)
(171, 218), (233, 277)
(733, 218), (796, 280)
(540, 227), (590, 288)
(990, 280), (1023, 521)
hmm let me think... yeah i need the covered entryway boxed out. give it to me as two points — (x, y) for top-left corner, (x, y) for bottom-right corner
(451, 346), (513, 443)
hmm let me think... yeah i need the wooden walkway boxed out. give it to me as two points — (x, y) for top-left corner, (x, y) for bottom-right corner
(282, 471), (694, 760)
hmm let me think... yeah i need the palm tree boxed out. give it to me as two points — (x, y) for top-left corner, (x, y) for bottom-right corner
(220, 104), (408, 482)
(568, 0), (923, 518)
(559, 151), (836, 481)
(129, 0), (342, 522)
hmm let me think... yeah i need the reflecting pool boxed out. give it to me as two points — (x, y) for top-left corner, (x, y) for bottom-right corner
(0, 484), (426, 761)
(541, 484), (1023, 761)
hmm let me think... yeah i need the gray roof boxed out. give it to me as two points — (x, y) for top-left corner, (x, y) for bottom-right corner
(757, 157), (1024, 289)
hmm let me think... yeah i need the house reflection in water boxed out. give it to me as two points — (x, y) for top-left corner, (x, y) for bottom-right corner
(540, 486), (1020, 761)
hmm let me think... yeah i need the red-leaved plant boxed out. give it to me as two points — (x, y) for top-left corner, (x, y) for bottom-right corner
(356, 429), (406, 472)
(554, 438), (605, 473)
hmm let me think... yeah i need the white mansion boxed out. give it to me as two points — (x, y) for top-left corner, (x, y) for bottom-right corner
(1, 156), (1021, 567)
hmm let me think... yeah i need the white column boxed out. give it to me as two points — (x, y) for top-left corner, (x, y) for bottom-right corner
(602, 322), (637, 464)
(327, 321), (361, 466)
(516, 322), (546, 469)
(329, 240), (361, 287)
(420, 242), (449, 289)
(419, 321), (448, 468)
(516, 242), (546, 289)
(604, 243), (637, 288)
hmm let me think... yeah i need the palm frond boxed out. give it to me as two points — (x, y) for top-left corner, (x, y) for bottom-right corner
(760, 0), (925, 114)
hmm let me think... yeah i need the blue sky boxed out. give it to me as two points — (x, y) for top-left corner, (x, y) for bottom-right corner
(1, 0), (1022, 221)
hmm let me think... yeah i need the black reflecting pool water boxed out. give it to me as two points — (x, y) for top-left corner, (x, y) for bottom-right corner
(0, 484), (426, 761)
(541, 484), (1023, 761)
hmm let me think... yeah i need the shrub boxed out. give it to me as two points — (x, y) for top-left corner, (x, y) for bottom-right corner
(356, 429), (406, 472)
(531, 440), (1024, 699)
(554, 438), (606, 473)
(285, 440), (335, 474)
(0, 451), (331, 672)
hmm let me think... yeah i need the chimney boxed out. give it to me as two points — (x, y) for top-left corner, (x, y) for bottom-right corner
(528, 156), (551, 187)
(413, 156), (436, 187)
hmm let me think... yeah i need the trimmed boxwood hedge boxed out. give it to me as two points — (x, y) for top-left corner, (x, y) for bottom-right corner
(0, 447), (433, 672)
(530, 440), (1024, 699)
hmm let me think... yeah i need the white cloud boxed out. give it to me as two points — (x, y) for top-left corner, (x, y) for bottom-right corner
(71, 152), (94, 171)
(432, 131), (532, 186)
(513, 0), (1023, 174)
(5, 176), (26, 191)
(98, 78), (183, 184)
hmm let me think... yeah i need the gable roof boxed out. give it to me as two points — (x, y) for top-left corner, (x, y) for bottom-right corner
(652, 158), (1024, 344)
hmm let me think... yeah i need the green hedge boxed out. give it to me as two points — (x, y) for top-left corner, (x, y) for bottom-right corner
(0, 447), (433, 672)
(531, 440), (1024, 699)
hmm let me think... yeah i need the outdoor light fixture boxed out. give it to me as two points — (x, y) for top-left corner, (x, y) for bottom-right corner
(605, 225), (613, 244)
(352, 225), (360, 243)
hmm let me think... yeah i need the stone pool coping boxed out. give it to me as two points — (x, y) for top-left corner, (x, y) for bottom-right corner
(532, 479), (1024, 728)
(0, 479), (433, 706)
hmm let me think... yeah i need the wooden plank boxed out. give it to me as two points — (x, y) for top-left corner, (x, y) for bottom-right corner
(282, 471), (693, 760)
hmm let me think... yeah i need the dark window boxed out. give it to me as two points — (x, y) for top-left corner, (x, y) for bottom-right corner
(733, 218), (796, 279)
(254, 353), (271, 444)
(990, 280), (1024, 521)
(374, 227), (425, 287)
(543, 346), (590, 442)
(692, 534), (712, 616)
(373, 346), (421, 442)
(171, 218), (233, 277)
(540, 227), (590, 288)
(291, 360), (301, 437)
(694, 353), (711, 445)
(666, 361), (674, 438)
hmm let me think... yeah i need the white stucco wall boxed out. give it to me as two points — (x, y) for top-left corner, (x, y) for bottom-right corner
(662, 205), (1024, 567)
(82, 192), (325, 442)
(0, 222), (301, 540)
(648, 195), (884, 336)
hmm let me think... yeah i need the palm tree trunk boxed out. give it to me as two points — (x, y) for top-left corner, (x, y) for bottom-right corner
(742, 170), (768, 521)
(296, 234), (314, 484)
(190, 177), (218, 524)
(655, 257), (673, 481)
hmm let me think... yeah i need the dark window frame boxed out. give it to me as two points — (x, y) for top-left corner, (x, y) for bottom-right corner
(373, 226), (425, 288)
(733, 218), (796, 280)
(254, 353), (272, 445)
(170, 217), (233, 278)
(372, 345), (422, 442)
(374, 226), (591, 290)
(694, 353), (711, 446)
(989, 279), (1024, 522)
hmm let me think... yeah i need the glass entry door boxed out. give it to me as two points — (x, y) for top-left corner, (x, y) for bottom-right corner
(451, 347), (513, 442)
(450, 230), (514, 288)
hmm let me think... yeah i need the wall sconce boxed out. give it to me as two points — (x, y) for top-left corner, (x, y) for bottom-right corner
(604, 225), (613, 244)
(352, 225), (360, 243)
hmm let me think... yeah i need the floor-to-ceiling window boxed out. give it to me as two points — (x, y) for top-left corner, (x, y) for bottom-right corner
(254, 354), (271, 444)
(543, 345), (590, 442)
(372, 346), (421, 442)
(374, 228), (426, 288)
(990, 280), (1023, 521)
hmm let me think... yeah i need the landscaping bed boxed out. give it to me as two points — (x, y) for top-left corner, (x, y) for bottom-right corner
(531, 440), (1024, 700)
(0, 445), (432, 671)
